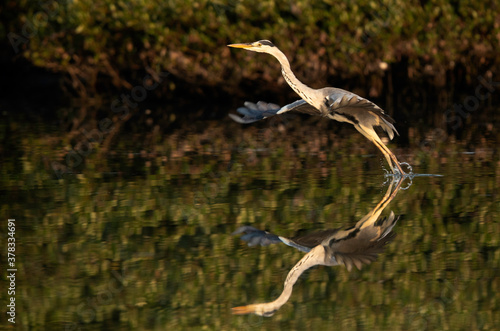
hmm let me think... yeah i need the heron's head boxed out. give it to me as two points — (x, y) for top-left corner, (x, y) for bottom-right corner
(232, 303), (277, 317)
(228, 40), (276, 54)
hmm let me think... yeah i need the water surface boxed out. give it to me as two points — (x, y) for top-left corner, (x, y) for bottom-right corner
(1, 100), (499, 330)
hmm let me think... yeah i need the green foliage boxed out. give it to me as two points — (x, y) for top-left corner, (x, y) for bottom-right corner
(3, 0), (499, 94)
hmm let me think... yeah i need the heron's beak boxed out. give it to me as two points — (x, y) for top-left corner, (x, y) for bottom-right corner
(232, 304), (276, 317)
(227, 43), (253, 49)
(231, 305), (255, 315)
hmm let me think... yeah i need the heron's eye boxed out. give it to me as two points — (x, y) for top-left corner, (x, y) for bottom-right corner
(256, 43), (262, 46)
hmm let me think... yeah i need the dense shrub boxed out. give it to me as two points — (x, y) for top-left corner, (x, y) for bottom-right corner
(3, 0), (499, 95)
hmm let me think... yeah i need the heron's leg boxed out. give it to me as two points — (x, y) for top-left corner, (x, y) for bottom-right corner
(381, 149), (396, 173)
(356, 178), (395, 229)
(377, 141), (405, 176)
(355, 124), (406, 175)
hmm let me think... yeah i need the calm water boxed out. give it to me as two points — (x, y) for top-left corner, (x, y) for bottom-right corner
(1, 99), (499, 330)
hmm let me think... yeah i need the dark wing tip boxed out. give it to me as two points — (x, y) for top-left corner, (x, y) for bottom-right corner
(232, 226), (282, 247)
(229, 113), (256, 124)
(229, 101), (281, 124)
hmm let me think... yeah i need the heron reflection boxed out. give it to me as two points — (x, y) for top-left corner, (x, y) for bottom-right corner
(232, 178), (403, 317)
(228, 40), (406, 175)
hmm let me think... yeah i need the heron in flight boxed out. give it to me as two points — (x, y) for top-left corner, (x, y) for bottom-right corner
(228, 40), (406, 175)
(231, 178), (403, 316)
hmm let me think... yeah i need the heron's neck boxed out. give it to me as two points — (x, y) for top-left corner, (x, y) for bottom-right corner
(273, 50), (318, 108)
(260, 245), (325, 313)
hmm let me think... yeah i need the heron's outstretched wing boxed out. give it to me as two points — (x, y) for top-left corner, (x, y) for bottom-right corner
(233, 225), (314, 253)
(324, 89), (399, 140)
(232, 226), (282, 247)
(283, 228), (340, 252)
(324, 212), (399, 271)
(229, 100), (320, 124)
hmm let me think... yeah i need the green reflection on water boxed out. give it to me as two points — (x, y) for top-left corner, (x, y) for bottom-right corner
(1, 114), (499, 330)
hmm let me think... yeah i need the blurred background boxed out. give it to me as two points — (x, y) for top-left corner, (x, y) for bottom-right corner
(1, 0), (499, 330)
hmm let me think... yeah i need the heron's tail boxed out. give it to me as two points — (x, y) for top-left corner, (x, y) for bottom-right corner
(379, 113), (399, 140)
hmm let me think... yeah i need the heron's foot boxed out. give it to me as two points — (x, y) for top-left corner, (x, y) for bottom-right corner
(385, 168), (405, 178)
(387, 162), (413, 178)
(383, 167), (414, 189)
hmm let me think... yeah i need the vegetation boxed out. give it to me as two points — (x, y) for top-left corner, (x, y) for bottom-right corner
(1, 114), (499, 329)
(1, 2), (499, 328)
(3, 0), (499, 96)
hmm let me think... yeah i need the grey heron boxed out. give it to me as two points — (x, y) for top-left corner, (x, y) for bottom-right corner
(228, 40), (406, 175)
(231, 178), (403, 316)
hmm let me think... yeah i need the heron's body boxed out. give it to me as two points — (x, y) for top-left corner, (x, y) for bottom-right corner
(228, 40), (405, 175)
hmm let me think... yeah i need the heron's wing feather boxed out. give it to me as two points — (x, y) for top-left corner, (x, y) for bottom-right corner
(277, 237), (312, 253)
(232, 226), (312, 253)
(325, 213), (399, 271)
(290, 228), (341, 250)
(326, 91), (399, 139)
(232, 226), (282, 247)
(229, 100), (320, 124)
(276, 99), (322, 116)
